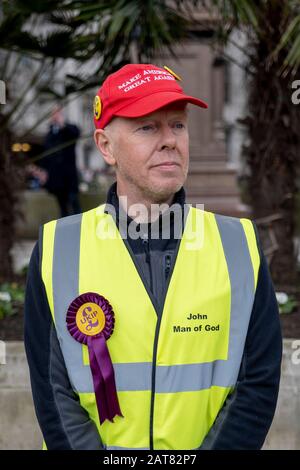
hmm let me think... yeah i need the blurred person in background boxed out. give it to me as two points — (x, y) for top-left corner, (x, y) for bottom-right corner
(29, 107), (82, 217)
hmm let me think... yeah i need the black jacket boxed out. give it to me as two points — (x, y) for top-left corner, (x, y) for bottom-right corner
(24, 182), (282, 450)
(40, 123), (80, 194)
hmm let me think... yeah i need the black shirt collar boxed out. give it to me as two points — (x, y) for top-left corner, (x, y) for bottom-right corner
(103, 181), (186, 239)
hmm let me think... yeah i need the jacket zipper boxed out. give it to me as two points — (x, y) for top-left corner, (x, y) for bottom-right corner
(149, 311), (163, 450)
(164, 254), (172, 280)
(142, 237), (153, 292)
(142, 235), (157, 449)
(149, 255), (172, 449)
(142, 244), (173, 449)
(123, 208), (187, 450)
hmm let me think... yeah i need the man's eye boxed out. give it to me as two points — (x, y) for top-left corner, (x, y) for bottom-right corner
(138, 125), (155, 131)
(174, 122), (185, 129)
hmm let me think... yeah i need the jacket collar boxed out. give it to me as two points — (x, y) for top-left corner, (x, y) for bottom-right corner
(103, 181), (186, 240)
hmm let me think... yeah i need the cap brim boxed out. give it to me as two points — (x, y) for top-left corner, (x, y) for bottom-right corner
(114, 91), (208, 119)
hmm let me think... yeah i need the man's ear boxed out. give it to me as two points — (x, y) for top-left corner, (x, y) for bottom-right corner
(94, 129), (116, 166)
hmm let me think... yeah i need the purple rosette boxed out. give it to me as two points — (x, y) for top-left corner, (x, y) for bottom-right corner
(66, 292), (123, 424)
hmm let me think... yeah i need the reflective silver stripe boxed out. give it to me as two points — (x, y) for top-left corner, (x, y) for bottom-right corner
(156, 362), (232, 392)
(107, 446), (149, 450)
(53, 214), (94, 392)
(214, 214), (254, 385)
(51, 211), (255, 394)
(114, 363), (152, 391)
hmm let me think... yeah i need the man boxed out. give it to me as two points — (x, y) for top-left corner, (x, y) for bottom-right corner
(40, 107), (81, 217)
(24, 63), (282, 450)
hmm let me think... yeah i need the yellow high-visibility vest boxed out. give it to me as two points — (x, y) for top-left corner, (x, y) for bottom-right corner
(41, 204), (260, 450)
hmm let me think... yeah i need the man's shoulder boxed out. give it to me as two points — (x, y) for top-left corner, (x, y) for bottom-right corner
(193, 206), (254, 226)
(210, 210), (257, 239)
(41, 205), (108, 233)
(44, 212), (83, 228)
(198, 208), (260, 254)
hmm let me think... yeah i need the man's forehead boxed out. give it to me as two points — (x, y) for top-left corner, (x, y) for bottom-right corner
(106, 103), (188, 131)
(131, 103), (188, 122)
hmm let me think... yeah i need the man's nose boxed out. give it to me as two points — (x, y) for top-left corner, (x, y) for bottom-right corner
(159, 125), (176, 150)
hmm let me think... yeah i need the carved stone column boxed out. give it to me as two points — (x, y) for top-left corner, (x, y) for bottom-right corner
(156, 40), (248, 217)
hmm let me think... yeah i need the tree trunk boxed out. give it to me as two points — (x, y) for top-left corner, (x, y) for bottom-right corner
(0, 128), (23, 282)
(243, 3), (300, 291)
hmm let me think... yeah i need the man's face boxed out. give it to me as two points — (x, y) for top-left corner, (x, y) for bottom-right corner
(97, 102), (189, 202)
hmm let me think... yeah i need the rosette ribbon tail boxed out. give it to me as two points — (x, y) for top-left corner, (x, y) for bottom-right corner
(87, 335), (123, 425)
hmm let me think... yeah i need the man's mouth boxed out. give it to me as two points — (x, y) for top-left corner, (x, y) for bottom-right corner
(152, 162), (180, 168)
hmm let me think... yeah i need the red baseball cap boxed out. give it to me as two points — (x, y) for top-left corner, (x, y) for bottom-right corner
(93, 63), (208, 129)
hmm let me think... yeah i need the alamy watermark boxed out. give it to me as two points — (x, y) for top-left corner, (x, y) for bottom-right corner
(95, 200), (205, 250)
(291, 340), (300, 365)
(291, 80), (300, 104)
(0, 340), (6, 365)
(0, 79), (6, 105)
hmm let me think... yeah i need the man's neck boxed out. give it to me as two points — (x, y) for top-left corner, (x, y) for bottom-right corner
(116, 185), (175, 224)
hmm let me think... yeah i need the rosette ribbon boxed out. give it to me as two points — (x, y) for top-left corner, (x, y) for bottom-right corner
(66, 292), (123, 424)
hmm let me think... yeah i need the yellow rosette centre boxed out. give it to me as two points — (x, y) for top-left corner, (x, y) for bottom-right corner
(76, 302), (106, 336)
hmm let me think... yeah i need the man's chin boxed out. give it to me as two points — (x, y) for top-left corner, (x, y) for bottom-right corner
(145, 181), (183, 202)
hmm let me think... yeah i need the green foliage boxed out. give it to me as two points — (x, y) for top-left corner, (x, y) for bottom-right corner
(0, 0), (190, 73)
(21, 265), (29, 277)
(209, 0), (259, 28)
(0, 0), (192, 128)
(0, 282), (25, 320)
(275, 15), (300, 71)
(206, 0), (300, 74)
(278, 296), (298, 315)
